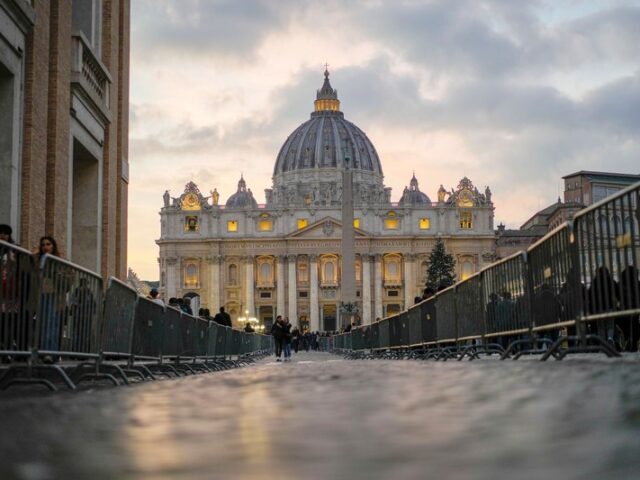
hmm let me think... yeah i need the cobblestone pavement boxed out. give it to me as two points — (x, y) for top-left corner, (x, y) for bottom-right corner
(1, 352), (640, 480)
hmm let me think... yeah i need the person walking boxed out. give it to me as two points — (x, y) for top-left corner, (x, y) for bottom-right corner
(291, 327), (300, 353)
(271, 315), (285, 361)
(282, 317), (293, 362)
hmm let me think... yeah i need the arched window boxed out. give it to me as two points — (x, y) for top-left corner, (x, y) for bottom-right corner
(260, 262), (272, 283)
(421, 261), (428, 282)
(184, 263), (199, 288)
(325, 262), (334, 282)
(228, 264), (238, 285)
(384, 255), (402, 284)
(461, 260), (474, 281)
(298, 262), (309, 283)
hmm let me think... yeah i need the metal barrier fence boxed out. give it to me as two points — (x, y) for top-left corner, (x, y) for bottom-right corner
(331, 181), (640, 360)
(0, 240), (271, 390)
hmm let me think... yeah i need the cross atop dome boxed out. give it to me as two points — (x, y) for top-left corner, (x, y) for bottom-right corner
(315, 66), (340, 113)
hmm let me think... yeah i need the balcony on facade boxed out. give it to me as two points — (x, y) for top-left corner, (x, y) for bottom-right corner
(71, 31), (112, 122)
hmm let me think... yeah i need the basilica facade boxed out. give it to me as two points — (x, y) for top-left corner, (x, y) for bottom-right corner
(157, 70), (496, 330)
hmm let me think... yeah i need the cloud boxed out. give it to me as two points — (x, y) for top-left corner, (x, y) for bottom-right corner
(127, 0), (640, 279)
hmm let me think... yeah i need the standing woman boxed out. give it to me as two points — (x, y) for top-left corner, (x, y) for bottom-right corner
(35, 236), (64, 361)
(282, 317), (293, 362)
(271, 315), (285, 362)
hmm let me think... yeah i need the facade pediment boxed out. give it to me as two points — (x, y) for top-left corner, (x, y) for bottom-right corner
(287, 216), (370, 239)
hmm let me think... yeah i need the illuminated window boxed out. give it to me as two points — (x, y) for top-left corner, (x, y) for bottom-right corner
(419, 218), (430, 230)
(227, 220), (238, 232)
(384, 212), (399, 230)
(353, 218), (360, 229)
(260, 262), (272, 283)
(258, 219), (273, 231)
(355, 260), (361, 282)
(460, 211), (472, 229)
(298, 262), (308, 283)
(461, 260), (474, 280)
(184, 263), (199, 288)
(297, 218), (308, 229)
(384, 218), (399, 230)
(184, 215), (199, 232)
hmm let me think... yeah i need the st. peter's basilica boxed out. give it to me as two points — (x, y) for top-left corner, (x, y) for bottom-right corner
(157, 70), (496, 331)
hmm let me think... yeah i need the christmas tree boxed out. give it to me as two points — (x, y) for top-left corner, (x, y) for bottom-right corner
(426, 238), (456, 292)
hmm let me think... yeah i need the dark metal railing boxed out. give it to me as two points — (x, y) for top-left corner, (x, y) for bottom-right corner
(332, 181), (640, 361)
(0, 240), (272, 391)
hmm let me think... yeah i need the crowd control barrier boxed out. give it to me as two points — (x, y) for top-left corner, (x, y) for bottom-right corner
(0, 242), (272, 390)
(332, 181), (640, 361)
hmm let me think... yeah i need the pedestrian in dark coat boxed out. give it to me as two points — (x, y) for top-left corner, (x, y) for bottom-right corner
(271, 315), (285, 361)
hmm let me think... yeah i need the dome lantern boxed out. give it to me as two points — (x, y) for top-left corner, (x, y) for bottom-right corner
(314, 66), (340, 113)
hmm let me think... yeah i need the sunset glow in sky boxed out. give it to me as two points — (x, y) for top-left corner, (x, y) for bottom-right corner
(128, 0), (640, 279)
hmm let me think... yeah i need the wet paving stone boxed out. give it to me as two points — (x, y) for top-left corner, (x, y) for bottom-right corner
(1, 352), (640, 479)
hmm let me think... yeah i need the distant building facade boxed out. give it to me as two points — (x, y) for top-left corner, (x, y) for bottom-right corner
(0, 0), (130, 279)
(496, 170), (640, 259)
(158, 71), (496, 330)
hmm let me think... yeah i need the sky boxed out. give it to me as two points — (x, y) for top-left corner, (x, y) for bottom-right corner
(128, 0), (640, 280)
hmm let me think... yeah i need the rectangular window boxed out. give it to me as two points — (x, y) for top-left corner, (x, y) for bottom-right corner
(259, 292), (271, 299)
(184, 215), (199, 232)
(387, 290), (399, 297)
(353, 218), (360, 229)
(227, 220), (238, 232)
(297, 218), (308, 229)
(460, 211), (472, 229)
(258, 219), (273, 231)
(298, 291), (308, 298)
(419, 218), (430, 230)
(384, 218), (399, 230)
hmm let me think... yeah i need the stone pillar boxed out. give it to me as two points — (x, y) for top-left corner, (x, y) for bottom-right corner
(245, 255), (255, 316)
(287, 254), (297, 322)
(340, 154), (357, 327)
(374, 254), (383, 320)
(310, 254), (319, 331)
(404, 253), (415, 310)
(361, 254), (372, 324)
(276, 255), (286, 318)
(166, 257), (178, 299)
(208, 255), (222, 311)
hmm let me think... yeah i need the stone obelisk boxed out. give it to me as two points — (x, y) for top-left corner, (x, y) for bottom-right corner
(340, 147), (358, 328)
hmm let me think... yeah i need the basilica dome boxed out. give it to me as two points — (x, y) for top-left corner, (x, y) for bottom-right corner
(226, 175), (258, 208)
(273, 69), (383, 178)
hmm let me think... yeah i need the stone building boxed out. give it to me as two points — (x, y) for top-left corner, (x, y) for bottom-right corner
(0, 0), (130, 279)
(157, 70), (496, 330)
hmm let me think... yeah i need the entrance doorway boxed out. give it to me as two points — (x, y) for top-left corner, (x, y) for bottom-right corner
(322, 304), (337, 332)
(259, 305), (273, 331)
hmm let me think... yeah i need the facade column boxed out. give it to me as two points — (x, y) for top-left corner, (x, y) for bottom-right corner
(287, 254), (297, 322)
(403, 253), (415, 310)
(276, 255), (286, 317)
(208, 255), (222, 311)
(361, 254), (372, 324)
(310, 254), (319, 331)
(374, 254), (383, 320)
(245, 255), (255, 317)
(166, 257), (178, 299)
